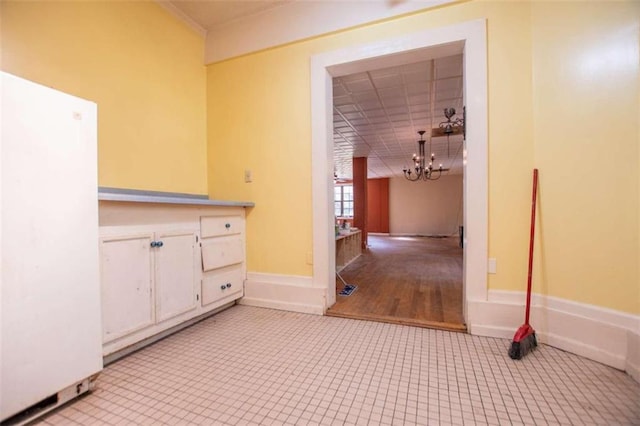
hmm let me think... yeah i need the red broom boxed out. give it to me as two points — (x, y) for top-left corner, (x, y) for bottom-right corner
(508, 169), (539, 360)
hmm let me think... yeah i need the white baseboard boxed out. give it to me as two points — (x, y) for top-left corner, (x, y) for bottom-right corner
(240, 272), (325, 315)
(469, 290), (640, 380)
(626, 329), (640, 382)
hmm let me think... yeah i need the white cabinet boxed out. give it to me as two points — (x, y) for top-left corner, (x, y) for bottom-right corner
(200, 216), (245, 306)
(98, 202), (250, 358)
(100, 227), (200, 347)
(154, 231), (199, 322)
(100, 233), (154, 341)
(100, 226), (199, 348)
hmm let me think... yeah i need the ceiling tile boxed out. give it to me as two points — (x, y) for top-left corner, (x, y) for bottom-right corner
(401, 61), (431, 74)
(406, 83), (430, 95)
(402, 71), (428, 85)
(334, 95), (354, 106)
(339, 72), (368, 83)
(344, 79), (374, 93)
(370, 73), (404, 89)
(343, 111), (365, 120)
(336, 104), (360, 114)
(358, 100), (383, 110)
(386, 106), (409, 115)
(353, 91), (379, 102)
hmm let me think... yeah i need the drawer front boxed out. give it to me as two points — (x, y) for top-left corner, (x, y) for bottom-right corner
(202, 266), (243, 306)
(201, 237), (244, 271)
(201, 216), (244, 238)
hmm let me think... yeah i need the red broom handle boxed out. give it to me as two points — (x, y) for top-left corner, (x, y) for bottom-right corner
(525, 169), (538, 325)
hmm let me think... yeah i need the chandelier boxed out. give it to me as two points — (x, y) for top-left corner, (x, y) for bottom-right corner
(402, 130), (445, 181)
(438, 107), (465, 138)
(402, 107), (465, 181)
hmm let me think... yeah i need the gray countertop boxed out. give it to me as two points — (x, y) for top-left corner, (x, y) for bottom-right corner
(98, 187), (254, 208)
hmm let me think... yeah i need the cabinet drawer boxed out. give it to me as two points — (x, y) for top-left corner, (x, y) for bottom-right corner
(201, 216), (244, 238)
(201, 237), (243, 271)
(202, 266), (243, 306)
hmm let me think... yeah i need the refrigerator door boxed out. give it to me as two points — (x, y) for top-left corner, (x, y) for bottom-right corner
(1, 72), (102, 420)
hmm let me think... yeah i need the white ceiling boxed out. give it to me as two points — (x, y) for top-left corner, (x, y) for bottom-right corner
(333, 54), (464, 180)
(166, 0), (293, 30)
(165, 1), (464, 181)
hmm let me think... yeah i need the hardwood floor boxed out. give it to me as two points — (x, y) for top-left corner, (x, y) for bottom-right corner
(326, 235), (466, 332)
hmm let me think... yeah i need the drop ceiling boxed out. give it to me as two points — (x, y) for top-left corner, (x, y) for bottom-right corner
(333, 54), (464, 180)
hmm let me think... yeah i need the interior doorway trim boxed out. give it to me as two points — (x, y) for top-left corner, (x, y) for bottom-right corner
(310, 19), (488, 323)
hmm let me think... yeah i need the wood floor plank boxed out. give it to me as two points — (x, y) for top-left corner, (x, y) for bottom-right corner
(327, 235), (465, 332)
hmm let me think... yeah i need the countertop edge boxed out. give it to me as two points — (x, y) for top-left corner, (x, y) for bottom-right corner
(98, 192), (254, 208)
(335, 229), (361, 241)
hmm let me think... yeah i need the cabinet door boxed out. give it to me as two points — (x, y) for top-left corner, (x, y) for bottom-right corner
(155, 231), (198, 323)
(100, 234), (154, 342)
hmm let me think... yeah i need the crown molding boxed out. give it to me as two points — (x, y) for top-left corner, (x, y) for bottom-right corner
(155, 0), (207, 38)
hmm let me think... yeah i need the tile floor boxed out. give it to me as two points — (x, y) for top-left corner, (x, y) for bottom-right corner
(37, 305), (639, 425)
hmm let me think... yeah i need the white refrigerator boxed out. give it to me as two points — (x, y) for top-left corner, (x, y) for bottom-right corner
(1, 72), (103, 423)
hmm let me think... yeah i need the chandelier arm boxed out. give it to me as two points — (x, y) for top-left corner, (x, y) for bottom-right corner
(405, 173), (420, 182)
(404, 170), (421, 181)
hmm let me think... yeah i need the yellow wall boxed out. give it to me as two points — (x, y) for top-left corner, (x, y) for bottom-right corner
(207, 45), (314, 274)
(1, 0), (208, 194)
(531, 2), (639, 313)
(207, 1), (639, 314)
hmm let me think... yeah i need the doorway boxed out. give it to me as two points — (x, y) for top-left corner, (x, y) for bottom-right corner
(310, 20), (488, 330)
(326, 54), (466, 330)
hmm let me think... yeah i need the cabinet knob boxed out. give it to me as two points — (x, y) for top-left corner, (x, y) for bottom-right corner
(150, 241), (157, 248)
(225, 223), (231, 229)
(226, 283), (232, 288)
(220, 285), (226, 290)
(157, 241), (164, 247)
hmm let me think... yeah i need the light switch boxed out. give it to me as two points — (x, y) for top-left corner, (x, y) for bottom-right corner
(488, 258), (497, 274)
(244, 169), (252, 183)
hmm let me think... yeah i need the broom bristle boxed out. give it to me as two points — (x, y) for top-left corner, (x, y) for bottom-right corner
(508, 333), (537, 360)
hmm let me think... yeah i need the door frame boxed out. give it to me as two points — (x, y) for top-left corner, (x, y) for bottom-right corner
(310, 19), (488, 326)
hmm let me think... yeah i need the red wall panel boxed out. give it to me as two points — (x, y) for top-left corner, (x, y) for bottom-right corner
(367, 178), (389, 233)
(353, 157), (368, 249)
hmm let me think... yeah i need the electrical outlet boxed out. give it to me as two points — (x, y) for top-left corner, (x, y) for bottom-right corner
(244, 169), (252, 183)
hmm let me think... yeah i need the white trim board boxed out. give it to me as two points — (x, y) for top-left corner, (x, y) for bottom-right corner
(469, 289), (640, 381)
(203, 0), (456, 63)
(310, 19), (488, 318)
(241, 272), (325, 315)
